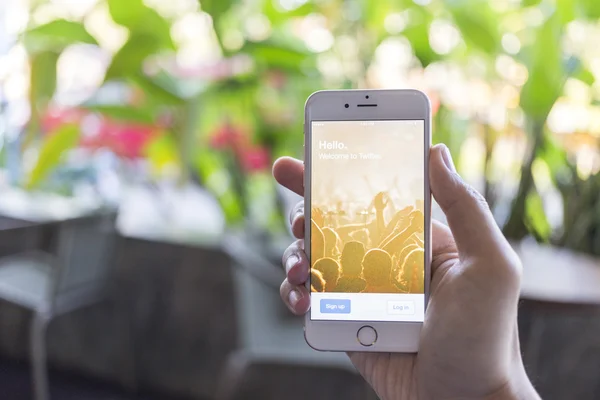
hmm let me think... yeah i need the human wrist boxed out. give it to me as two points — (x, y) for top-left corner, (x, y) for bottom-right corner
(485, 365), (541, 400)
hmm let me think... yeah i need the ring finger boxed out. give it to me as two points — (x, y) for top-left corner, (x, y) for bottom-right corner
(289, 200), (305, 239)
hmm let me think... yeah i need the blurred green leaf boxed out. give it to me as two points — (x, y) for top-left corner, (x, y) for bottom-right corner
(107, 0), (174, 49)
(26, 125), (80, 189)
(24, 19), (98, 53)
(195, 150), (243, 223)
(264, 0), (315, 22)
(538, 136), (569, 186)
(107, 0), (145, 26)
(136, 8), (175, 49)
(525, 189), (551, 241)
(148, 70), (198, 99)
(198, 78), (260, 139)
(522, 0), (542, 6)
(433, 105), (469, 162)
(219, 190), (244, 223)
(576, 67), (595, 85)
(84, 105), (156, 124)
(448, 1), (500, 54)
(243, 38), (312, 72)
(246, 172), (279, 230)
(200, 0), (236, 22)
(360, 0), (400, 38)
(105, 34), (161, 79)
(403, 8), (438, 66)
(203, 0), (237, 51)
(30, 51), (58, 109)
(520, 14), (565, 119)
(580, 0), (600, 19)
(133, 72), (186, 106)
(25, 51), (59, 147)
(557, 0), (575, 24)
(564, 55), (596, 86)
(144, 133), (181, 171)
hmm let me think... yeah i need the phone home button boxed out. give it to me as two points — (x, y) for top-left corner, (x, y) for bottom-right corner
(357, 326), (377, 347)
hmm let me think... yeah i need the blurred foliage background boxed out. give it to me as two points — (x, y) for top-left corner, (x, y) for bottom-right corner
(1, 0), (600, 254)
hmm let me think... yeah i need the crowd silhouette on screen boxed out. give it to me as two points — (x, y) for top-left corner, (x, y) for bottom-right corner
(311, 191), (425, 294)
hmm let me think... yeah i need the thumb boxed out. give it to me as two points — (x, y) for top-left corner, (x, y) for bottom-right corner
(429, 144), (515, 265)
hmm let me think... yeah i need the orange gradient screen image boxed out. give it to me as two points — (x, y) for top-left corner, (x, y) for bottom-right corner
(310, 121), (425, 295)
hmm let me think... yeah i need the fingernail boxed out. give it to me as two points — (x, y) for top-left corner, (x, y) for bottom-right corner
(290, 205), (304, 225)
(289, 289), (303, 307)
(441, 145), (456, 173)
(285, 254), (299, 273)
(293, 211), (302, 223)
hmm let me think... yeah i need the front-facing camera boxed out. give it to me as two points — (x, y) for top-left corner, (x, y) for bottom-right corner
(345, 104), (349, 108)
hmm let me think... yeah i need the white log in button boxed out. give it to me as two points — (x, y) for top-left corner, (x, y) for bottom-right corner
(387, 301), (415, 315)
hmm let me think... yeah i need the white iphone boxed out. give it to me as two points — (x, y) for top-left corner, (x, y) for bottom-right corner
(304, 89), (431, 352)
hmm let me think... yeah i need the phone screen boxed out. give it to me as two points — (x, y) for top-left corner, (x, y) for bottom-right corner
(309, 120), (426, 322)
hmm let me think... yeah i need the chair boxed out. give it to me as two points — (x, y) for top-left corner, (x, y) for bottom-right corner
(0, 212), (117, 400)
(217, 233), (357, 400)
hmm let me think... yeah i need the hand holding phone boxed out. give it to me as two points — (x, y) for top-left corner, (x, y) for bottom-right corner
(273, 145), (539, 400)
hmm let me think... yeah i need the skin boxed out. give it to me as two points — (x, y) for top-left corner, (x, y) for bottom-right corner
(273, 144), (540, 400)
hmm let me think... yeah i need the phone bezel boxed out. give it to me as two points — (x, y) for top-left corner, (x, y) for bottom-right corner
(304, 89), (432, 353)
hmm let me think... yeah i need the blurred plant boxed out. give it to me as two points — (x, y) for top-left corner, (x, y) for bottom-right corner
(557, 167), (600, 256)
(503, 3), (598, 243)
(11, 0), (600, 253)
(19, 0), (178, 191)
(16, 0), (320, 232)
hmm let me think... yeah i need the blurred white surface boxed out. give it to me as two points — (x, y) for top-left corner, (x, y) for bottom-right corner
(0, 187), (104, 222)
(517, 239), (600, 305)
(118, 183), (226, 246)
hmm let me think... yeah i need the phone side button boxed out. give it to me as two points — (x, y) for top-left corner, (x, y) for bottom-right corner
(357, 326), (377, 347)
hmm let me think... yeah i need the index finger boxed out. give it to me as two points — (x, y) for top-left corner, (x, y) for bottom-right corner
(273, 157), (304, 197)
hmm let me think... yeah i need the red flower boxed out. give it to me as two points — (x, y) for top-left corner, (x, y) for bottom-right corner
(241, 146), (270, 173)
(41, 107), (158, 159)
(209, 123), (248, 150)
(209, 123), (270, 173)
(81, 121), (157, 159)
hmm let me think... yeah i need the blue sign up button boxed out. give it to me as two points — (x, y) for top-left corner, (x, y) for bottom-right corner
(320, 299), (351, 314)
